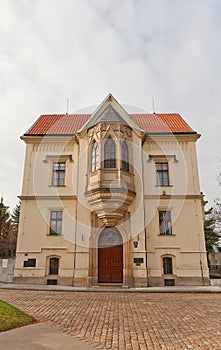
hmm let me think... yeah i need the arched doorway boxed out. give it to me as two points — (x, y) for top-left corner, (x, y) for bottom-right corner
(98, 227), (123, 283)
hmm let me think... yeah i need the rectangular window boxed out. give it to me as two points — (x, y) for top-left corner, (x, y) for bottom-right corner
(52, 162), (66, 186)
(23, 258), (36, 267)
(159, 211), (172, 235)
(156, 163), (169, 186)
(50, 211), (62, 235)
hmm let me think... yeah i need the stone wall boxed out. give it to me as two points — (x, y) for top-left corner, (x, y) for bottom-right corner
(0, 258), (15, 283)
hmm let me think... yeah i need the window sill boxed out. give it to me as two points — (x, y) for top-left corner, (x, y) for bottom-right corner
(49, 185), (66, 188)
(23, 267), (36, 269)
(90, 169), (100, 175)
(47, 234), (63, 237)
(120, 168), (130, 174)
(155, 185), (173, 188)
(163, 274), (176, 277)
(158, 234), (176, 236)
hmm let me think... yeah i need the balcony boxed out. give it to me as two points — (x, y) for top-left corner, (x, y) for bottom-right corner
(85, 168), (136, 226)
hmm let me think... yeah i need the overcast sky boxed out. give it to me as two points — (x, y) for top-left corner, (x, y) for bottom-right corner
(0, 0), (220, 209)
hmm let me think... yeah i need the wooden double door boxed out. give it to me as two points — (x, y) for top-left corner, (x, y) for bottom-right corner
(98, 244), (123, 283)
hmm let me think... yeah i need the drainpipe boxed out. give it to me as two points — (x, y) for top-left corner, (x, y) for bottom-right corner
(72, 135), (79, 286)
(141, 133), (149, 287)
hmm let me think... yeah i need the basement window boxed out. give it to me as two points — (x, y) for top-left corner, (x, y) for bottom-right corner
(47, 279), (57, 285)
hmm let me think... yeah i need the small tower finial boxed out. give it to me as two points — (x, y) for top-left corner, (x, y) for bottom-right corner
(66, 97), (69, 114)
(152, 97), (156, 114)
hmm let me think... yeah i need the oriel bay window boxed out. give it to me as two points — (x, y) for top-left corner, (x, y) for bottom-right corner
(104, 138), (116, 168)
(156, 162), (169, 186)
(52, 162), (66, 186)
(50, 211), (62, 235)
(159, 211), (172, 235)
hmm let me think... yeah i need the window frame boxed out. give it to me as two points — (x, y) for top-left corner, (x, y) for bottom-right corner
(51, 161), (66, 186)
(159, 211), (172, 235)
(156, 162), (169, 187)
(163, 257), (173, 275)
(49, 210), (63, 236)
(91, 141), (99, 172)
(121, 141), (129, 172)
(49, 257), (59, 275)
(104, 138), (116, 168)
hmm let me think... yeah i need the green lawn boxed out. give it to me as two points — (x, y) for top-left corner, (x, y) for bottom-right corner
(0, 300), (33, 332)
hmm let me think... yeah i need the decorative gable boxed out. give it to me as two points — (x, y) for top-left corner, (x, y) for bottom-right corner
(77, 93), (143, 135)
(91, 105), (128, 126)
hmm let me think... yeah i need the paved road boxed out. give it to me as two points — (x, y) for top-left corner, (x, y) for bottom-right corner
(0, 289), (221, 349)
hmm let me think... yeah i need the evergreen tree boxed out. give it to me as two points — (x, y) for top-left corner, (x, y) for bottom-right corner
(11, 202), (20, 232)
(204, 208), (219, 262)
(0, 197), (12, 257)
(0, 199), (19, 258)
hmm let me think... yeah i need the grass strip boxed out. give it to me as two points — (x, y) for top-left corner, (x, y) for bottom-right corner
(0, 300), (33, 332)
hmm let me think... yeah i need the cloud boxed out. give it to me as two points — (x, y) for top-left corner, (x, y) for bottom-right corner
(0, 0), (220, 208)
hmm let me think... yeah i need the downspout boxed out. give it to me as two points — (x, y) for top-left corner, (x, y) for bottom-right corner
(72, 134), (79, 286)
(141, 133), (149, 287)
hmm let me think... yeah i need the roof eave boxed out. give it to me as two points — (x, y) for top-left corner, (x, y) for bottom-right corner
(145, 131), (201, 141)
(21, 134), (77, 143)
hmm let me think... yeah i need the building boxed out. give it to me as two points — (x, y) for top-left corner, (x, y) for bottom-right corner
(13, 94), (210, 287)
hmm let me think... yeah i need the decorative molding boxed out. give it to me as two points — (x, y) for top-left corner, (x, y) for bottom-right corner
(148, 154), (178, 163)
(19, 195), (77, 200)
(43, 154), (73, 163)
(32, 142), (75, 152)
(144, 194), (203, 200)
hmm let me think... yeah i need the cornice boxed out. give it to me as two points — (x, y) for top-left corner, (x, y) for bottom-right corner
(19, 195), (77, 200)
(144, 194), (204, 200)
(145, 133), (201, 142)
(21, 135), (77, 144)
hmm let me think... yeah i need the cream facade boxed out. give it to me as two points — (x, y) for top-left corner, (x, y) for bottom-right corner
(14, 94), (210, 287)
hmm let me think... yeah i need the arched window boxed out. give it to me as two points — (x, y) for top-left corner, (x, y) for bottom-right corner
(49, 257), (59, 275)
(104, 138), (116, 168)
(121, 141), (129, 171)
(163, 257), (173, 275)
(91, 142), (99, 172)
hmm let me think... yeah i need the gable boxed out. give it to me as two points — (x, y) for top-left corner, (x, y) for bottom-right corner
(91, 105), (128, 126)
(78, 93), (142, 133)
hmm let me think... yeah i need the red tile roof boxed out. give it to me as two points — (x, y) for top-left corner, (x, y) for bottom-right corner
(25, 113), (193, 136)
(25, 114), (91, 135)
(131, 113), (192, 133)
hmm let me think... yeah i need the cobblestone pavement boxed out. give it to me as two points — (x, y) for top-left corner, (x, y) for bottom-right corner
(0, 289), (221, 349)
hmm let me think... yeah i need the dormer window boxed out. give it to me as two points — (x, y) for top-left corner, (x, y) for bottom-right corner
(104, 138), (116, 168)
(121, 141), (129, 171)
(91, 142), (99, 172)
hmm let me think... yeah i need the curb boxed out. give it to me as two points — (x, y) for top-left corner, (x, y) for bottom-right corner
(1, 283), (221, 293)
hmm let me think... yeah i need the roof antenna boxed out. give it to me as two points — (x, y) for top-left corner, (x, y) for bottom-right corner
(66, 97), (69, 114)
(152, 97), (156, 114)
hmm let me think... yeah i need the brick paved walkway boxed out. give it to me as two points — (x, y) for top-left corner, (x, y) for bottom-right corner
(0, 289), (221, 349)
